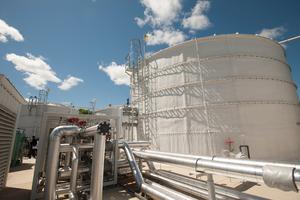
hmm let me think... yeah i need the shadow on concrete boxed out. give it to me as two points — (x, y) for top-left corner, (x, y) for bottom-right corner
(0, 187), (31, 200)
(10, 162), (35, 172)
(234, 181), (258, 192)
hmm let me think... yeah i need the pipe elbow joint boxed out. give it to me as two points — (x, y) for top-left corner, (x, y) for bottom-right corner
(50, 125), (80, 140)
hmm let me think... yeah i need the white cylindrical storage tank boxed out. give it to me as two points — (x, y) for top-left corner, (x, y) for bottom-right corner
(133, 34), (300, 161)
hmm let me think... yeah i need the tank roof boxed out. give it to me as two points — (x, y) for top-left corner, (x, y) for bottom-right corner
(147, 34), (285, 60)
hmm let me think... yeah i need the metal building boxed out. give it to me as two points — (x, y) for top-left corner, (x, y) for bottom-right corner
(18, 103), (78, 138)
(0, 74), (26, 190)
(130, 34), (300, 161)
(95, 105), (138, 141)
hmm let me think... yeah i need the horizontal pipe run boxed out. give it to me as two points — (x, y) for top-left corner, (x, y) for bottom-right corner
(155, 170), (267, 200)
(133, 149), (300, 192)
(133, 150), (197, 168)
(118, 141), (150, 148)
(60, 144), (94, 152)
(56, 184), (90, 196)
(83, 125), (98, 136)
(141, 182), (197, 200)
(143, 150), (300, 170)
(144, 171), (223, 199)
(59, 167), (90, 178)
(60, 141), (149, 152)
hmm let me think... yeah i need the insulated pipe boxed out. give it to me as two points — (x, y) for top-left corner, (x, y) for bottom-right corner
(133, 150), (300, 191)
(122, 142), (196, 199)
(144, 171), (224, 199)
(143, 150), (300, 170)
(83, 125), (99, 136)
(70, 146), (79, 198)
(118, 141), (150, 148)
(59, 144), (94, 152)
(141, 181), (197, 200)
(90, 132), (106, 200)
(60, 141), (149, 152)
(65, 137), (73, 168)
(59, 167), (90, 178)
(44, 126), (81, 200)
(151, 170), (268, 200)
(122, 142), (144, 191)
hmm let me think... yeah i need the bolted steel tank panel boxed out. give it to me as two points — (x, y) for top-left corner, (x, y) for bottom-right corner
(133, 34), (300, 161)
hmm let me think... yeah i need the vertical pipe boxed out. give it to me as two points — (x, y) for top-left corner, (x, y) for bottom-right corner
(70, 145), (79, 199)
(44, 126), (80, 200)
(90, 133), (106, 200)
(65, 137), (73, 168)
(207, 174), (216, 200)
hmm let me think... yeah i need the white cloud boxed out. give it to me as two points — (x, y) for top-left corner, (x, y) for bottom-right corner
(5, 53), (61, 90)
(58, 76), (83, 90)
(0, 19), (24, 43)
(145, 29), (186, 46)
(258, 26), (286, 39)
(135, 0), (182, 28)
(182, 0), (211, 31)
(99, 62), (130, 86)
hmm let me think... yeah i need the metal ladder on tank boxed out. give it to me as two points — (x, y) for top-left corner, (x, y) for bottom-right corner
(142, 58), (151, 142)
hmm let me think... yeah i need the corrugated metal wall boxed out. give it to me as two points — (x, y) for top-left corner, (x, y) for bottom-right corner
(0, 75), (25, 190)
(0, 104), (16, 189)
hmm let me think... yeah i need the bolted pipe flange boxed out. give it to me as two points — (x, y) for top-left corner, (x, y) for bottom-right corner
(97, 121), (111, 136)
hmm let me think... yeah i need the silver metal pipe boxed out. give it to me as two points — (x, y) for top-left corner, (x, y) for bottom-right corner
(144, 150), (300, 169)
(144, 171), (223, 199)
(59, 167), (90, 178)
(121, 142), (196, 199)
(60, 141), (148, 152)
(60, 144), (94, 152)
(155, 170), (268, 200)
(65, 137), (73, 168)
(143, 150), (300, 169)
(44, 125), (81, 200)
(122, 142), (144, 190)
(70, 146), (79, 197)
(133, 150), (196, 167)
(133, 149), (300, 191)
(141, 181), (197, 200)
(90, 133), (106, 200)
(118, 141), (150, 148)
(83, 125), (98, 136)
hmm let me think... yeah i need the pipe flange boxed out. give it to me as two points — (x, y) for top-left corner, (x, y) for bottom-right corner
(97, 121), (111, 135)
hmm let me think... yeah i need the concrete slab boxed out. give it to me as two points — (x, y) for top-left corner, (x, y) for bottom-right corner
(0, 158), (138, 200)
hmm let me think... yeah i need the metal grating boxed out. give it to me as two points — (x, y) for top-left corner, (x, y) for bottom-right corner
(0, 104), (16, 190)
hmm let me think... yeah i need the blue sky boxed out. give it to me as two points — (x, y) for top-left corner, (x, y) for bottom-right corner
(0, 0), (299, 109)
